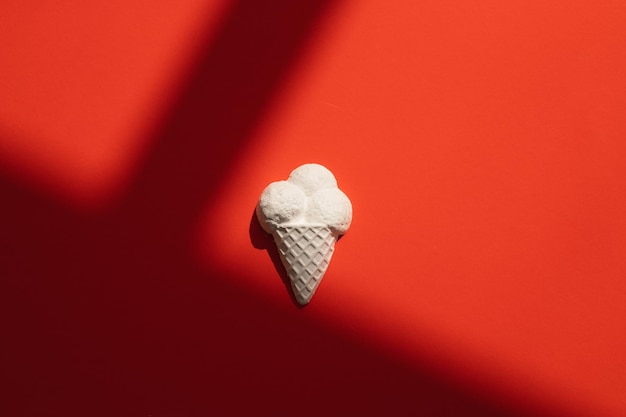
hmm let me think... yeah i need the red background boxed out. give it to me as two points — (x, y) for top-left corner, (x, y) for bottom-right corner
(1, 1), (625, 416)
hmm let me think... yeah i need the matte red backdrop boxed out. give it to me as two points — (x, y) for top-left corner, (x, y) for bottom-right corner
(1, 1), (625, 416)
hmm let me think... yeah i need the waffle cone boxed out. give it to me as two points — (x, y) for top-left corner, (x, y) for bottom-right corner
(273, 225), (337, 305)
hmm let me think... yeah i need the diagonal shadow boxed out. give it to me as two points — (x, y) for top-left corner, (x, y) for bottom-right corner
(120, 0), (338, 222)
(0, 1), (572, 416)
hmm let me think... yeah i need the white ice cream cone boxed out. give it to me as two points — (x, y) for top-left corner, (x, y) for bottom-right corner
(257, 164), (351, 305)
(272, 225), (337, 305)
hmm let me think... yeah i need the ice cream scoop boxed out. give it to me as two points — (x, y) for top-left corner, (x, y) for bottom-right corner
(256, 180), (306, 233)
(306, 188), (352, 234)
(256, 163), (352, 305)
(287, 163), (338, 196)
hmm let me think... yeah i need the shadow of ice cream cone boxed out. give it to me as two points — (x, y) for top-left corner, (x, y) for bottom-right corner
(249, 208), (305, 308)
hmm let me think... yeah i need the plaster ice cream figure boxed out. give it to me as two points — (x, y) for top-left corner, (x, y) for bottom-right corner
(256, 164), (352, 305)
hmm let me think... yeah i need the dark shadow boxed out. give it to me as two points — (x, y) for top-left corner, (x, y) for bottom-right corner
(119, 0), (342, 222)
(0, 1), (575, 416)
(249, 208), (304, 308)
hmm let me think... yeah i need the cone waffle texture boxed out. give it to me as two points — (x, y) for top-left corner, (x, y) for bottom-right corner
(273, 225), (336, 305)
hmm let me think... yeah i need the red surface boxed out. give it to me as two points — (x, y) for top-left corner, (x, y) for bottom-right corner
(1, 1), (625, 416)
(0, 1), (228, 206)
